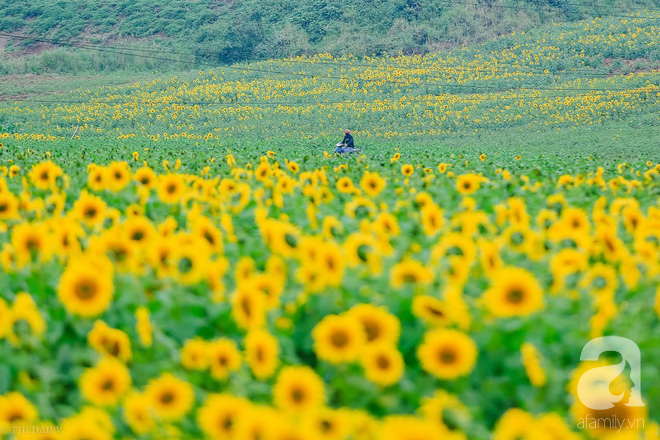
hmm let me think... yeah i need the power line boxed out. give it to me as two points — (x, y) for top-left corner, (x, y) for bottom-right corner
(1, 20), (655, 81)
(1, 3), (658, 103)
(3, 0), (660, 77)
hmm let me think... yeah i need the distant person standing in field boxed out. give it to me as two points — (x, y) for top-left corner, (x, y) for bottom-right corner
(334, 129), (357, 154)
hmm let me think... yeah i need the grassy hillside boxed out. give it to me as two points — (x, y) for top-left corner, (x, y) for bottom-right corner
(2, 0), (660, 73)
(2, 14), (659, 146)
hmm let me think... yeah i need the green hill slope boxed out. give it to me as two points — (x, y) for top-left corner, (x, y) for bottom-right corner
(2, 14), (659, 145)
(1, 0), (660, 73)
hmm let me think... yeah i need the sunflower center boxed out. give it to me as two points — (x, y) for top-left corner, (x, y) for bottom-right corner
(426, 305), (445, 317)
(103, 339), (121, 356)
(325, 256), (336, 271)
(241, 297), (252, 317)
(25, 237), (40, 251)
(506, 288), (525, 304)
(331, 331), (349, 348)
(197, 230), (213, 245)
(439, 348), (457, 364)
(363, 320), (380, 342)
(75, 280), (98, 300)
(221, 415), (233, 432)
(101, 378), (115, 391)
(291, 386), (305, 404)
(320, 420), (334, 433)
(160, 391), (175, 405)
(402, 272), (419, 283)
(6, 411), (25, 423)
(376, 355), (391, 370)
(0, 203), (7, 212)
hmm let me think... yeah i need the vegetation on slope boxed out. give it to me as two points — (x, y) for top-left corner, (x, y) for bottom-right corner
(2, 15), (659, 144)
(1, 0), (660, 73)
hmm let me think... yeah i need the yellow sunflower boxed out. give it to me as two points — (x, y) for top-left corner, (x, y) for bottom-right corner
(234, 405), (278, 440)
(144, 373), (194, 421)
(360, 171), (386, 197)
(412, 295), (450, 326)
(418, 390), (470, 436)
(208, 338), (242, 380)
(123, 392), (156, 434)
(401, 164), (414, 176)
(304, 407), (351, 440)
(390, 259), (433, 288)
(381, 415), (445, 440)
(11, 222), (51, 268)
(157, 173), (186, 204)
(180, 337), (209, 371)
(134, 166), (157, 189)
(0, 191), (19, 221)
(482, 267), (544, 318)
(197, 394), (249, 439)
(28, 161), (63, 190)
(0, 392), (38, 426)
(273, 365), (325, 413)
(72, 191), (107, 227)
(417, 328), (478, 380)
(106, 161), (132, 192)
(79, 357), (131, 406)
(244, 330), (280, 379)
(336, 176), (357, 194)
(87, 320), (132, 362)
(87, 165), (107, 192)
(231, 286), (267, 330)
(360, 343), (404, 387)
(520, 342), (547, 387)
(346, 303), (400, 346)
(57, 257), (114, 317)
(455, 174), (482, 195)
(312, 314), (366, 364)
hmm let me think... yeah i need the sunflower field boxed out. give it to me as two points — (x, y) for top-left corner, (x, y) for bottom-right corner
(0, 139), (658, 440)
(1, 11), (660, 440)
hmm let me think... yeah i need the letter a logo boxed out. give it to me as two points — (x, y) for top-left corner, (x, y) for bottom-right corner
(577, 336), (644, 410)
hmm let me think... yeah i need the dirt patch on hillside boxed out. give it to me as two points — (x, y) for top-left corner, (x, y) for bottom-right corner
(604, 57), (660, 75)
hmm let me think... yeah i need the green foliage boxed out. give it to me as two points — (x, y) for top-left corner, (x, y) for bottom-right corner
(1, 0), (660, 74)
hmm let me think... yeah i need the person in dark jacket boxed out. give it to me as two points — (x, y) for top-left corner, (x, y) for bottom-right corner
(334, 129), (356, 154)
